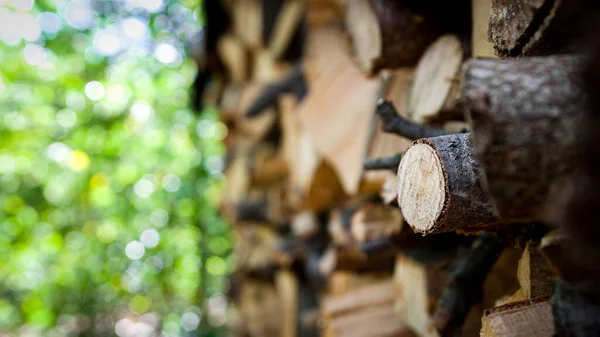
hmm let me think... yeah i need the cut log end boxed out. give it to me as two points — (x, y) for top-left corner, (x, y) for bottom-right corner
(396, 141), (446, 233)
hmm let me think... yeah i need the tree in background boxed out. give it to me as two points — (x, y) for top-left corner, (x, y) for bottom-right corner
(0, 0), (231, 336)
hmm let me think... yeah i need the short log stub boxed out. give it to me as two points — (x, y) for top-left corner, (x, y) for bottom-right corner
(396, 133), (498, 234)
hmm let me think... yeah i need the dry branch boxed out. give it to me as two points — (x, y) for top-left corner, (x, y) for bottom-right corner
(245, 63), (308, 117)
(363, 153), (402, 171)
(463, 56), (584, 221)
(396, 133), (498, 234)
(433, 232), (505, 336)
(377, 100), (452, 140)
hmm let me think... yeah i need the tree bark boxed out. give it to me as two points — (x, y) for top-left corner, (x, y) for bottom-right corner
(363, 152), (402, 171)
(463, 56), (585, 222)
(433, 232), (505, 336)
(488, 0), (594, 57)
(396, 133), (499, 234)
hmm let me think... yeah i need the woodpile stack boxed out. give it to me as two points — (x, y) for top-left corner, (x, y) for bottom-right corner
(192, 0), (600, 336)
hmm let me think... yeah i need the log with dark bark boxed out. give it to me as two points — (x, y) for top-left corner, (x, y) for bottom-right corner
(396, 133), (498, 234)
(433, 232), (505, 336)
(343, 0), (441, 76)
(488, 0), (596, 57)
(245, 63), (308, 117)
(363, 152), (402, 171)
(463, 56), (585, 222)
(376, 100), (452, 140)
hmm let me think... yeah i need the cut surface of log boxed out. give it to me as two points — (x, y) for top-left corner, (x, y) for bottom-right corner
(406, 34), (463, 124)
(481, 297), (554, 337)
(396, 133), (497, 234)
(324, 303), (412, 337)
(322, 278), (395, 317)
(463, 56), (584, 221)
(343, 0), (439, 75)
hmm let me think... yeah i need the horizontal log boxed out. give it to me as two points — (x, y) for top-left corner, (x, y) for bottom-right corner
(343, 0), (440, 75)
(463, 56), (584, 221)
(363, 152), (402, 171)
(396, 133), (499, 234)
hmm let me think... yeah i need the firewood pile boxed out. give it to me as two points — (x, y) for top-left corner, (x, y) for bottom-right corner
(193, 0), (600, 336)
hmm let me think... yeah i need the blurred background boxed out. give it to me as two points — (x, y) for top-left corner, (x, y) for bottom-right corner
(0, 0), (232, 336)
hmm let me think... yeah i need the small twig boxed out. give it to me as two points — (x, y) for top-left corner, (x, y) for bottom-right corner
(433, 231), (504, 336)
(376, 99), (451, 139)
(245, 63), (307, 117)
(363, 153), (402, 170)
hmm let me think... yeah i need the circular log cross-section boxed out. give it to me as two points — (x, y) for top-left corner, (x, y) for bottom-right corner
(463, 56), (584, 221)
(344, 0), (439, 76)
(396, 133), (498, 234)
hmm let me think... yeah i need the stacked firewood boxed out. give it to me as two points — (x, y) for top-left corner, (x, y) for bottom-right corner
(193, 0), (600, 336)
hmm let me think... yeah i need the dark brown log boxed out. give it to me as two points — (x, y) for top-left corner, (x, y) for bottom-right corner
(363, 152), (402, 171)
(396, 133), (499, 234)
(488, 0), (595, 57)
(343, 0), (440, 75)
(377, 100), (453, 140)
(433, 232), (505, 336)
(463, 56), (585, 222)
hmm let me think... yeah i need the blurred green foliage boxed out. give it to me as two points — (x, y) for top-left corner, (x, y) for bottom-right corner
(0, 0), (231, 336)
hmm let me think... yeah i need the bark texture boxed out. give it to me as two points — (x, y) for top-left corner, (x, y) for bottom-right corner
(463, 56), (584, 222)
(363, 152), (402, 171)
(397, 133), (498, 234)
(488, 0), (595, 57)
(433, 232), (504, 336)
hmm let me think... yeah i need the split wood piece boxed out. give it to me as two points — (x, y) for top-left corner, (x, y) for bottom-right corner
(239, 280), (283, 336)
(363, 153), (401, 171)
(471, 0), (495, 57)
(343, 0), (440, 76)
(380, 173), (398, 205)
(463, 56), (584, 221)
(318, 244), (395, 277)
(350, 204), (403, 243)
(249, 146), (289, 186)
(323, 303), (413, 337)
(322, 278), (395, 318)
(245, 63), (308, 118)
(275, 269), (299, 337)
(363, 69), (414, 190)
(405, 35), (464, 124)
(327, 207), (355, 246)
(306, 0), (343, 28)
(222, 84), (277, 141)
(395, 253), (456, 337)
(217, 33), (247, 83)
(396, 133), (498, 234)
(291, 211), (318, 238)
(552, 279), (600, 337)
(488, 0), (593, 57)
(481, 297), (554, 337)
(267, 0), (305, 60)
(377, 100), (451, 140)
(297, 27), (380, 195)
(233, 225), (279, 273)
(433, 232), (505, 336)
(517, 242), (553, 299)
(233, 0), (262, 49)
